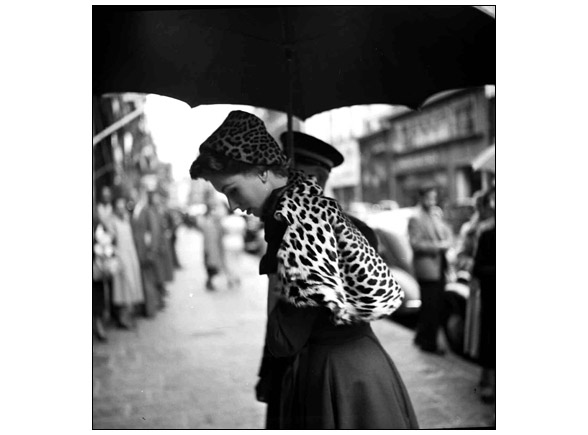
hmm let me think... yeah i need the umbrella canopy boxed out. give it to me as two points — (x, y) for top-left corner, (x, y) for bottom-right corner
(472, 144), (495, 173)
(93, 6), (495, 120)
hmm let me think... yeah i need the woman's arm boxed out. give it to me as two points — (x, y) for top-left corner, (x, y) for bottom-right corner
(265, 300), (320, 358)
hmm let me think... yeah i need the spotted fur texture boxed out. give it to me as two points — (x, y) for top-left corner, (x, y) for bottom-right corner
(273, 171), (404, 325)
(199, 110), (289, 166)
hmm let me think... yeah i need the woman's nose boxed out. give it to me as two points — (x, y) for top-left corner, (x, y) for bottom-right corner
(227, 197), (239, 212)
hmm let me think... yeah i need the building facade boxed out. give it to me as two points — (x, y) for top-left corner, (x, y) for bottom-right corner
(358, 87), (494, 209)
(92, 93), (169, 209)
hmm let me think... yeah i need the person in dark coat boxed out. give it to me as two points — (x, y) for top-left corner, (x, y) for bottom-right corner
(190, 111), (418, 429)
(473, 188), (496, 403)
(132, 185), (168, 315)
(255, 131), (381, 428)
(92, 216), (110, 342)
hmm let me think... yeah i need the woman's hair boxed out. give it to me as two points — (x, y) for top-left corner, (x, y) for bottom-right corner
(190, 150), (290, 180)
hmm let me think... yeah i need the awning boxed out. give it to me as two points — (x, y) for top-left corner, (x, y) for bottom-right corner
(472, 144), (495, 173)
(93, 107), (144, 147)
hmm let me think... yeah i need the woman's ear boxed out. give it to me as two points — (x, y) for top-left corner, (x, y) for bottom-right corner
(258, 170), (268, 183)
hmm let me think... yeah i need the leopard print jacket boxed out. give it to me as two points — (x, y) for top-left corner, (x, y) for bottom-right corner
(270, 170), (404, 325)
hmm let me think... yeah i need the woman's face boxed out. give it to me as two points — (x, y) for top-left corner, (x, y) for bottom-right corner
(208, 172), (270, 218)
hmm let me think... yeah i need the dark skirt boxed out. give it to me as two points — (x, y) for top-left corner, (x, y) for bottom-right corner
(279, 319), (419, 429)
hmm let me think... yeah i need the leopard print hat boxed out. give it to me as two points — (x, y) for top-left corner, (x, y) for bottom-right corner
(198, 110), (289, 166)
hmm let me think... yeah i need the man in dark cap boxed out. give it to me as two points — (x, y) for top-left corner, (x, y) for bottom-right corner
(255, 131), (379, 428)
(284, 131), (379, 247)
(285, 131), (344, 189)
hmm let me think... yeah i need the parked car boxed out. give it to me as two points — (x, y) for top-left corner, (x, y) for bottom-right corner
(347, 201), (377, 222)
(366, 206), (476, 361)
(377, 199), (399, 211)
(366, 208), (420, 319)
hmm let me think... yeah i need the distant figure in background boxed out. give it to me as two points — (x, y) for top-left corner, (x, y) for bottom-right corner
(454, 190), (494, 279)
(97, 186), (116, 235)
(132, 186), (167, 315)
(201, 202), (226, 291)
(157, 194), (176, 284)
(163, 199), (182, 269)
(221, 206), (247, 289)
(92, 217), (112, 342)
(255, 131), (380, 428)
(111, 196), (145, 329)
(408, 186), (453, 355)
(473, 188), (496, 403)
(452, 189), (495, 361)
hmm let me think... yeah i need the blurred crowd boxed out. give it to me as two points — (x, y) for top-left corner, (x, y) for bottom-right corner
(92, 182), (255, 342)
(92, 184), (182, 342)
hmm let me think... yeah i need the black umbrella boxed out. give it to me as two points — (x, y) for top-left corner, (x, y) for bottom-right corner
(93, 6), (495, 155)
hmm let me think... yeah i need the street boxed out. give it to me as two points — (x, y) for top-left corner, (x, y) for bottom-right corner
(93, 225), (495, 429)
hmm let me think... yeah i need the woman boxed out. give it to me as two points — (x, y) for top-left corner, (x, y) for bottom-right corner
(111, 196), (145, 328)
(190, 110), (418, 429)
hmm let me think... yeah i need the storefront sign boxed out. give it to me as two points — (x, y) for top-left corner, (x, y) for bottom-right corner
(394, 150), (441, 173)
(391, 93), (480, 152)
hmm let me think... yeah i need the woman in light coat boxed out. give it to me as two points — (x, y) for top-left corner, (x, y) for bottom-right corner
(111, 196), (144, 328)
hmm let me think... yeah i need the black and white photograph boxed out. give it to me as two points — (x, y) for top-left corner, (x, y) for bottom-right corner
(8, 2), (588, 432)
(90, 5), (496, 429)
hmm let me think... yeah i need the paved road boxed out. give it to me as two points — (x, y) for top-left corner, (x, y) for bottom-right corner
(93, 226), (495, 429)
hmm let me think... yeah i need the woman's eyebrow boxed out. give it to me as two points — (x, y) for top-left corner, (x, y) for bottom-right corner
(221, 184), (234, 194)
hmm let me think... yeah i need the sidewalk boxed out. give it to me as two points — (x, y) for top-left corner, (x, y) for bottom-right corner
(93, 227), (495, 429)
(372, 319), (495, 428)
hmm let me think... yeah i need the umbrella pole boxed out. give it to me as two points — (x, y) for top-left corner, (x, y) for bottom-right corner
(286, 47), (294, 161)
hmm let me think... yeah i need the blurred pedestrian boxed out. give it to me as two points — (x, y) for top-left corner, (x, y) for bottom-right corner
(408, 185), (453, 355)
(157, 194), (176, 284)
(473, 188), (496, 403)
(200, 201), (226, 291)
(255, 131), (382, 428)
(190, 111), (417, 429)
(452, 189), (494, 360)
(454, 190), (494, 279)
(97, 185), (116, 235)
(221, 206), (246, 289)
(92, 216), (118, 342)
(111, 196), (145, 329)
(132, 185), (167, 315)
(163, 200), (182, 269)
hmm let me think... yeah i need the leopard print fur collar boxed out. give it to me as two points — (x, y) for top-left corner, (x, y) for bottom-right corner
(271, 171), (404, 325)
